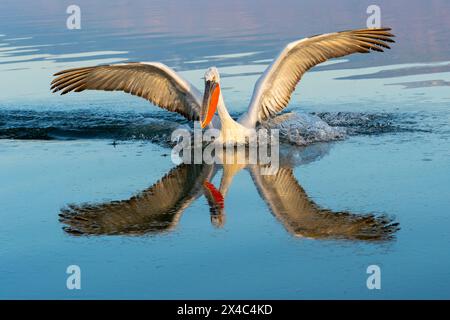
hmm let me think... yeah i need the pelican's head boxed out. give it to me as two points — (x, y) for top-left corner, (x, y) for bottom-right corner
(201, 67), (221, 128)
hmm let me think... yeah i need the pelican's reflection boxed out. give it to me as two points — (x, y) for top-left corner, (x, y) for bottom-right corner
(59, 144), (399, 241)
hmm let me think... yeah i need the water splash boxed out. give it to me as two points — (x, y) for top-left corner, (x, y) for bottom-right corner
(0, 109), (426, 146)
(0, 109), (185, 145)
(262, 112), (346, 146)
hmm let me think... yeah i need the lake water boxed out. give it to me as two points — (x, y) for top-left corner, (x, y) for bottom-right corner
(0, 0), (449, 299)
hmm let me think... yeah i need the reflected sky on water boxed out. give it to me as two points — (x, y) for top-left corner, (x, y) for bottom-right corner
(0, 0), (449, 299)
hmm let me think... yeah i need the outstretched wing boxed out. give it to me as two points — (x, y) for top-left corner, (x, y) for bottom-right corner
(59, 164), (214, 235)
(249, 166), (399, 241)
(51, 62), (202, 121)
(240, 28), (395, 126)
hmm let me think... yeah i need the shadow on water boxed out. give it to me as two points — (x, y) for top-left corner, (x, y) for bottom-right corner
(59, 144), (399, 241)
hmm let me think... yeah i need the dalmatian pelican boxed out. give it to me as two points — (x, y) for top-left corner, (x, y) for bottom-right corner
(51, 28), (395, 144)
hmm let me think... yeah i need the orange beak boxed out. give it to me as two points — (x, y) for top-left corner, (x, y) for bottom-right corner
(201, 80), (220, 128)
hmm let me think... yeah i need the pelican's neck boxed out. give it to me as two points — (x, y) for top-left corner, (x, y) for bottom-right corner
(214, 91), (252, 144)
(216, 93), (235, 125)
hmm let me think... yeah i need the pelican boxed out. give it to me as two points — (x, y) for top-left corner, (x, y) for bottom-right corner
(51, 28), (395, 144)
(59, 146), (399, 240)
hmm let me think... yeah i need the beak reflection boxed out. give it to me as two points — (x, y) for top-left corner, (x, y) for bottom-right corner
(202, 180), (226, 228)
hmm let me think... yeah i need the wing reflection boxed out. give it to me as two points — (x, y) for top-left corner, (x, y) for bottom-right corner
(60, 164), (215, 235)
(59, 144), (399, 240)
(249, 166), (398, 241)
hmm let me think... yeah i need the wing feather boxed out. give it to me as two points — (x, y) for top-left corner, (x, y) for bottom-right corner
(51, 62), (202, 121)
(240, 28), (395, 125)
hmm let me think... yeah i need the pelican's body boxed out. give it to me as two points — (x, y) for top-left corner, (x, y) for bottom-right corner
(51, 28), (395, 144)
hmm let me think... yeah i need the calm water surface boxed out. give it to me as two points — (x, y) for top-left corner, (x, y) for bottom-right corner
(0, 0), (449, 299)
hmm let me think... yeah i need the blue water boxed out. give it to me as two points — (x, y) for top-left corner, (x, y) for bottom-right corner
(0, 0), (449, 299)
